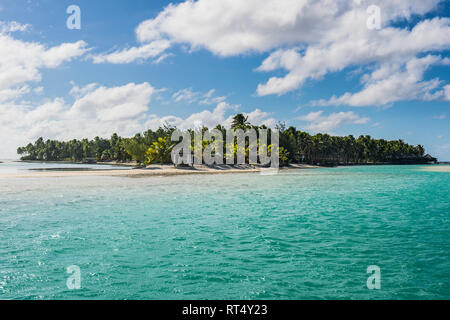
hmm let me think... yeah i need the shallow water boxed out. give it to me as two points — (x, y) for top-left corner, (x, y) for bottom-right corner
(0, 165), (449, 299)
(0, 160), (131, 174)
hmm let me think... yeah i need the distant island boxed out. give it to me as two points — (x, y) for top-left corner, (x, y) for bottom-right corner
(17, 114), (437, 167)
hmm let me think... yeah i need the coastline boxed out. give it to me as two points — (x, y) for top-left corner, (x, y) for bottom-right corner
(0, 163), (320, 178)
(419, 165), (450, 172)
(2, 161), (446, 178)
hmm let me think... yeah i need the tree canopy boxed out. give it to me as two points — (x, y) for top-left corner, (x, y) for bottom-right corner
(17, 114), (432, 166)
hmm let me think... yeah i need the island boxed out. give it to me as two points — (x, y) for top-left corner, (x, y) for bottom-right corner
(16, 114), (437, 169)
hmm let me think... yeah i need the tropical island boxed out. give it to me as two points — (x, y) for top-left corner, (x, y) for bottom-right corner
(17, 114), (437, 168)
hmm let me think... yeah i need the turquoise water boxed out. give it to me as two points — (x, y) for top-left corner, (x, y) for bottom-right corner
(0, 165), (449, 300)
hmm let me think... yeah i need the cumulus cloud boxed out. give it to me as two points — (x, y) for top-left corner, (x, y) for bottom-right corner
(245, 109), (277, 128)
(136, 0), (441, 56)
(0, 83), (157, 158)
(0, 81), (275, 158)
(298, 111), (370, 132)
(0, 34), (88, 90)
(0, 22), (273, 158)
(0, 20), (93, 158)
(69, 82), (155, 121)
(0, 23), (88, 102)
(312, 55), (449, 106)
(256, 17), (450, 99)
(172, 101), (234, 129)
(119, 0), (450, 104)
(143, 102), (275, 130)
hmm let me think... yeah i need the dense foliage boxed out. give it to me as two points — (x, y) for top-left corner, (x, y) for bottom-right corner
(17, 114), (429, 165)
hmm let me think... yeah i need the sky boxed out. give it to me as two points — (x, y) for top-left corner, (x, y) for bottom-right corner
(0, 0), (449, 160)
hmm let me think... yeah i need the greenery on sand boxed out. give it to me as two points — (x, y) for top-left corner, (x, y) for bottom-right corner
(17, 114), (431, 166)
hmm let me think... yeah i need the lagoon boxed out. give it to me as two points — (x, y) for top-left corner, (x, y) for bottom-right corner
(0, 165), (449, 299)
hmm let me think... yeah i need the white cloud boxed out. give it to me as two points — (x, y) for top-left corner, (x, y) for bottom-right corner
(0, 85), (31, 103)
(125, 0), (450, 104)
(152, 53), (174, 64)
(172, 88), (199, 103)
(199, 89), (227, 105)
(69, 82), (99, 98)
(178, 102), (234, 129)
(245, 109), (277, 128)
(136, 0), (441, 56)
(257, 17), (450, 99)
(156, 103), (275, 129)
(0, 34), (88, 90)
(92, 40), (170, 64)
(24, 98), (65, 123)
(0, 20), (92, 158)
(298, 110), (370, 132)
(0, 82), (155, 158)
(143, 102), (275, 130)
(444, 85), (450, 101)
(69, 82), (155, 122)
(312, 55), (448, 106)
(0, 25), (88, 102)
(0, 21), (30, 33)
(0, 81), (274, 158)
(172, 87), (227, 105)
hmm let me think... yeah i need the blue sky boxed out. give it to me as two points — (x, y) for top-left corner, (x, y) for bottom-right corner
(0, 0), (449, 159)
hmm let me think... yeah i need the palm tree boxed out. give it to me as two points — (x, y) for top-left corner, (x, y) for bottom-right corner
(231, 113), (249, 129)
(146, 137), (175, 165)
(122, 135), (148, 164)
(15, 113), (434, 165)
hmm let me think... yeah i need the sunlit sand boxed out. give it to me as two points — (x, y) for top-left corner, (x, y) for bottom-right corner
(420, 165), (450, 172)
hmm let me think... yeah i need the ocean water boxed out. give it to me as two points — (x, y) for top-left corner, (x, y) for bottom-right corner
(0, 165), (449, 300)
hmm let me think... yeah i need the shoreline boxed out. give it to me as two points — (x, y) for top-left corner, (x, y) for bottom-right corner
(419, 165), (450, 173)
(0, 163), (320, 178)
(1, 162), (447, 178)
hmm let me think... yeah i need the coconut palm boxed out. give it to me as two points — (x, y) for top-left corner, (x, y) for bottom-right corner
(231, 113), (249, 129)
(145, 137), (175, 165)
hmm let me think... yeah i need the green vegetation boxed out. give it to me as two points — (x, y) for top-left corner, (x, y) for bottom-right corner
(146, 137), (175, 164)
(17, 126), (175, 164)
(17, 114), (432, 166)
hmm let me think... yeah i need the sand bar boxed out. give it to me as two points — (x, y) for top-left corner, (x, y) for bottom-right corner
(419, 165), (450, 173)
(0, 163), (319, 178)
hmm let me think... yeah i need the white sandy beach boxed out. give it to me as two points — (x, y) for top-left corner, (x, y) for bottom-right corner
(420, 165), (450, 173)
(0, 163), (319, 178)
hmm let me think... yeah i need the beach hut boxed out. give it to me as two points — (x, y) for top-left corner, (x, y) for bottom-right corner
(423, 154), (438, 164)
